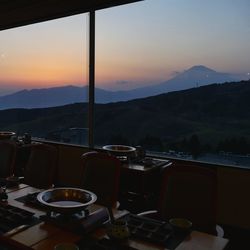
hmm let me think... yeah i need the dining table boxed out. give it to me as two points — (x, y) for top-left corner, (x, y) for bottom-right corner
(0, 183), (229, 250)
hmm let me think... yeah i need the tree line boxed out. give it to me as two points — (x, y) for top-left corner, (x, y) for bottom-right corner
(108, 133), (250, 159)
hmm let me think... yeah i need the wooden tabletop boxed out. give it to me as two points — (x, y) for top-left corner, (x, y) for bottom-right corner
(2, 185), (229, 250)
(175, 231), (229, 250)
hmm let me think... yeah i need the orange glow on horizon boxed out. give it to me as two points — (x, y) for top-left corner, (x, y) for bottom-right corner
(0, 1), (249, 93)
(0, 54), (87, 88)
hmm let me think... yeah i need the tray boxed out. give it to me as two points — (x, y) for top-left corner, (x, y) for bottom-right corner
(125, 214), (172, 245)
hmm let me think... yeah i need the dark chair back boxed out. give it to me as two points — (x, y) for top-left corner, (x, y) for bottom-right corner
(81, 151), (121, 209)
(0, 140), (16, 178)
(158, 163), (217, 234)
(24, 143), (58, 188)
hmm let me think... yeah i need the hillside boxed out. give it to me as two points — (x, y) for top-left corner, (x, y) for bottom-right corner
(1, 80), (250, 153)
(93, 80), (250, 148)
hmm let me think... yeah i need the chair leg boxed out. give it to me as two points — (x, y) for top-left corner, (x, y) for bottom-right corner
(108, 207), (115, 224)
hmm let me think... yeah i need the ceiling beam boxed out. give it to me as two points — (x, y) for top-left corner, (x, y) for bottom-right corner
(0, 0), (143, 31)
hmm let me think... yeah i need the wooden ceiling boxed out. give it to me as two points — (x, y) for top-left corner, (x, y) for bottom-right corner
(0, 0), (142, 30)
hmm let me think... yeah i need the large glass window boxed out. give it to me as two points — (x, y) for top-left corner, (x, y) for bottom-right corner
(0, 14), (89, 145)
(95, 0), (250, 167)
(1, 1), (250, 167)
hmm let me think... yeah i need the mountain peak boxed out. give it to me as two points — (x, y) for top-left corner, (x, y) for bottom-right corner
(187, 65), (216, 73)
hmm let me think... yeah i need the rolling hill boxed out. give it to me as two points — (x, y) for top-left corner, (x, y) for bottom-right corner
(1, 79), (250, 153)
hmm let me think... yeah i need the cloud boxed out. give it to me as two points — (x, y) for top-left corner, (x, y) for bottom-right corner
(170, 71), (180, 77)
(0, 53), (6, 59)
(116, 80), (129, 85)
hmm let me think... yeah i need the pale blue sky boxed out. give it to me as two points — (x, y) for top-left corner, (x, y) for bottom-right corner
(0, 0), (249, 94)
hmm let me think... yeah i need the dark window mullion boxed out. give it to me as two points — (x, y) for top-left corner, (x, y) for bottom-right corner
(88, 10), (95, 148)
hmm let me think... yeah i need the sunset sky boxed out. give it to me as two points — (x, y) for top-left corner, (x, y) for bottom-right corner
(0, 0), (249, 95)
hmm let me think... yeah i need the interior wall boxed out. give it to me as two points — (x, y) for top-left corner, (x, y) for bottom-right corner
(172, 158), (250, 229)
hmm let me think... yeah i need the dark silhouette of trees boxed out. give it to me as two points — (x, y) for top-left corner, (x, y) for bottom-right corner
(139, 135), (163, 151)
(217, 136), (250, 155)
(108, 134), (130, 145)
(166, 134), (202, 158)
(188, 134), (202, 159)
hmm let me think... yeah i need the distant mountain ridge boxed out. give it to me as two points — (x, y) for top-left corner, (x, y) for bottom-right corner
(1, 80), (250, 149)
(0, 65), (242, 109)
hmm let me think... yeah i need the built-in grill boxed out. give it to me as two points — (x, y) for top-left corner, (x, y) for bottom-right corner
(124, 214), (190, 249)
(132, 157), (169, 168)
(126, 214), (172, 244)
(15, 191), (43, 209)
(15, 190), (109, 234)
(40, 207), (109, 234)
(76, 214), (190, 250)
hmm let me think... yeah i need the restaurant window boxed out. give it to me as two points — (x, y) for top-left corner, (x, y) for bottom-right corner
(1, 0), (249, 168)
(95, 0), (250, 167)
(0, 14), (89, 145)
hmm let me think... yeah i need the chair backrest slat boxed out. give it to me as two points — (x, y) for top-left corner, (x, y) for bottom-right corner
(158, 163), (217, 234)
(0, 140), (16, 178)
(81, 151), (121, 209)
(24, 143), (58, 188)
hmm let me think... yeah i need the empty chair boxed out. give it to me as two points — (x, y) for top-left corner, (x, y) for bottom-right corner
(81, 151), (121, 209)
(0, 140), (16, 178)
(23, 143), (58, 189)
(143, 163), (223, 236)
